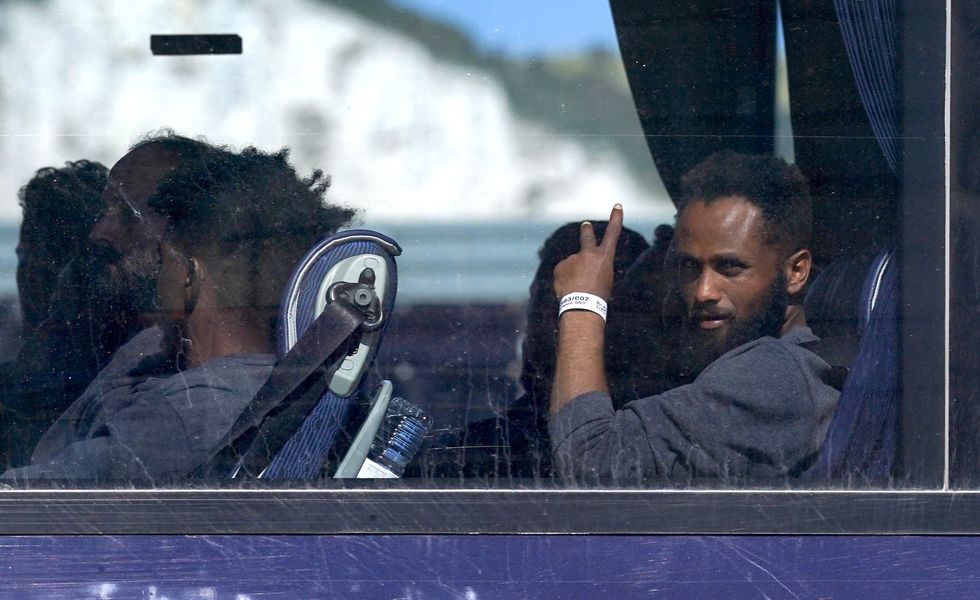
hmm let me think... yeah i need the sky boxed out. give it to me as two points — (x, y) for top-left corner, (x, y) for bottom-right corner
(389, 0), (620, 56)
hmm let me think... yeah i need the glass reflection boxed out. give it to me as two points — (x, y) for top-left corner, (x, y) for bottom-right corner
(0, 0), (944, 489)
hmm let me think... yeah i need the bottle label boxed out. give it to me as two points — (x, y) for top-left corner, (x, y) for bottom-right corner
(356, 458), (399, 479)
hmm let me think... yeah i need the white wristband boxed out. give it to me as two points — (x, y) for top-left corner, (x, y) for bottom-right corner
(558, 292), (608, 322)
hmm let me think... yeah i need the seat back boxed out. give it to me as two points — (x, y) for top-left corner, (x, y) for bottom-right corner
(803, 247), (879, 369)
(259, 230), (400, 479)
(808, 246), (900, 482)
(201, 229), (402, 480)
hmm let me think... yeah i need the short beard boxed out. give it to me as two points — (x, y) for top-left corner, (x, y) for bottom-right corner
(675, 272), (788, 379)
(86, 243), (161, 325)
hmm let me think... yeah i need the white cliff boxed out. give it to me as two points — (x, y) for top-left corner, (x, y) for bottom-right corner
(0, 0), (671, 225)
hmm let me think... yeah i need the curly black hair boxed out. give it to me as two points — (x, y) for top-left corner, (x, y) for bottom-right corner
(17, 160), (109, 330)
(520, 220), (650, 402)
(140, 132), (357, 309)
(678, 150), (812, 252)
(18, 160), (109, 256)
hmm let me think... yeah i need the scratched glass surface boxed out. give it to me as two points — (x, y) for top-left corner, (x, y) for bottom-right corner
(0, 0), (947, 490)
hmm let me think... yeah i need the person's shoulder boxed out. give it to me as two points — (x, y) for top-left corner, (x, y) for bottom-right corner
(718, 326), (822, 358)
(775, 326), (834, 371)
(149, 353), (275, 402)
(701, 327), (828, 381)
(779, 325), (820, 347)
(675, 330), (835, 415)
(706, 335), (785, 366)
(102, 327), (166, 371)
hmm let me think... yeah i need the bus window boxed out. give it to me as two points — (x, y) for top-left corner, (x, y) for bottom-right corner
(0, 0), (947, 492)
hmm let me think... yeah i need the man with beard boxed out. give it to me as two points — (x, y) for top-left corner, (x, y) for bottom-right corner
(87, 133), (212, 338)
(548, 151), (840, 484)
(0, 135), (212, 470)
(2, 140), (354, 483)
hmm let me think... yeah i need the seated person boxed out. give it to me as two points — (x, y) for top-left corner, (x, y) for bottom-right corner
(549, 151), (840, 484)
(447, 220), (651, 481)
(2, 141), (354, 483)
(607, 222), (685, 400)
(0, 160), (110, 468)
(1, 133), (219, 469)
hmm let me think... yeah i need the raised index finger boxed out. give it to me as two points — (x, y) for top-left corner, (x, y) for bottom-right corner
(599, 203), (623, 257)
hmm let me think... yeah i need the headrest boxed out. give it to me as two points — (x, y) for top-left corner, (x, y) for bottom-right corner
(277, 229), (401, 397)
(803, 247), (880, 368)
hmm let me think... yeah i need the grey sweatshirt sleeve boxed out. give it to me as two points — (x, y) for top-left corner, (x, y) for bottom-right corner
(549, 337), (838, 484)
(1, 354), (274, 484)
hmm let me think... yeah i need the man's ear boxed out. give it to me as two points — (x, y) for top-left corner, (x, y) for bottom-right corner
(784, 249), (812, 297)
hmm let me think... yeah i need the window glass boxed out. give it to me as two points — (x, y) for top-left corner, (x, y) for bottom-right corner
(0, 0), (946, 490)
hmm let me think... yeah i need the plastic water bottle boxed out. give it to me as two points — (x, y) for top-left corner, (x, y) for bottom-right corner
(357, 396), (430, 478)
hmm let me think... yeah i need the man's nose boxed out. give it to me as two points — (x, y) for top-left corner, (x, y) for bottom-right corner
(693, 270), (722, 304)
(88, 212), (119, 247)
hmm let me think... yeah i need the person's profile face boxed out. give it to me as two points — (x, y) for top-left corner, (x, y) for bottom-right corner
(672, 197), (787, 364)
(89, 145), (177, 262)
(84, 145), (181, 318)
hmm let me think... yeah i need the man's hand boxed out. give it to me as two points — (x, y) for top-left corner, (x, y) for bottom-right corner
(553, 204), (623, 300)
(550, 204), (623, 415)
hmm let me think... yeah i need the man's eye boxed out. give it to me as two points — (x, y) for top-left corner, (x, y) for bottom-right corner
(717, 262), (746, 276)
(677, 260), (699, 278)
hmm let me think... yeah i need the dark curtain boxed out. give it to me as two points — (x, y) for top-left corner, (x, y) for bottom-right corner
(610, 0), (901, 263)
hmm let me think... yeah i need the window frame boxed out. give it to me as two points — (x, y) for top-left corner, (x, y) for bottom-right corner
(0, 0), (961, 536)
(0, 488), (975, 534)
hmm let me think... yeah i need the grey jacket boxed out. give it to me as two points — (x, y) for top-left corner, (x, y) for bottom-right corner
(1, 327), (275, 483)
(549, 327), (840, 484)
